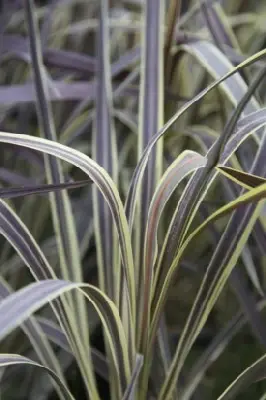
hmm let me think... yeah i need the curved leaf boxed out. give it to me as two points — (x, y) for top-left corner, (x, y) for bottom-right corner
(0, 354), (74, 400)
(0, 131), (135, 327)
(139, 151), (206, 353)
(0, 279), (131, 393)
(217, 353), (266, 400)
(0, 278), (66, 400)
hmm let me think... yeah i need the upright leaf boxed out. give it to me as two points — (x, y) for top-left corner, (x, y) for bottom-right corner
(24, 0), (92, 375)
(93, 0), (118, 303)
(133, 0), (165, 353)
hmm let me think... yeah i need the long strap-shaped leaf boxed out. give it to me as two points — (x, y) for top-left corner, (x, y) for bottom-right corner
(0, 279), (131, 394)
(0, 179), (91, 199)
(23, 2), (93, 391)
(0, 354), (74, 400)
(93, 0), (118, 306)
(24, 0), (83, 288)
(140, 151), (206, 345)
(217, 166), (266, 189)
(0, 197), (108, 397)
(134, 0), (165, 357)
(0, 131), (135, 351)
(93, 5), (131, 396)
(138, 152), (206, 396)
(0, 132), (135, 380)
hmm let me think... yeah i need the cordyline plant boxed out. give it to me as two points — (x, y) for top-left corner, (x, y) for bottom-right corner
(2, 0), (266, 399)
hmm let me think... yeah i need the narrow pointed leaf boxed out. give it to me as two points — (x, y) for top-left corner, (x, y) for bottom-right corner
(0, 179), (91, 199)
(217, 165), (266, 189)
(217, 353), (266, 400)
(93, 0), (118, 306)
(24, 1), (92, 380)
(134, 0), (165, 363)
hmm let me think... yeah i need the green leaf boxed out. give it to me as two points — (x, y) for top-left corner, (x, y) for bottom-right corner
(217, 353), (266, 400)
(217, 165), (266, 189)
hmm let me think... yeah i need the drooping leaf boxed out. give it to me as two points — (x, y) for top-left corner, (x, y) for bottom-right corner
(0, 131), (136, 361)
(0, 354), (74, 400)
(0, 279), (131, 394)
(0, 278), (67, 400)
